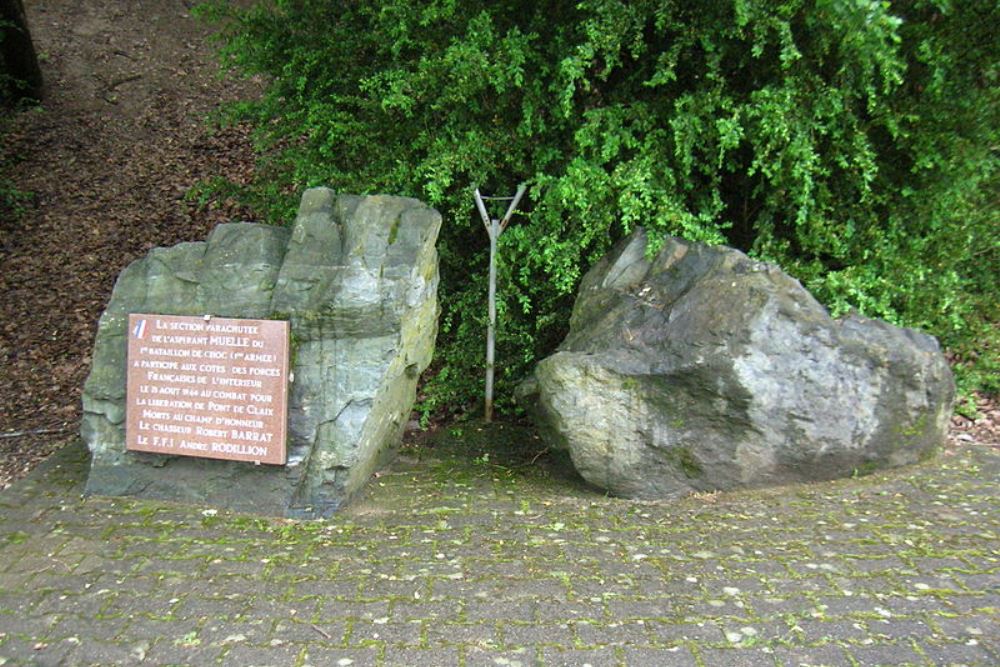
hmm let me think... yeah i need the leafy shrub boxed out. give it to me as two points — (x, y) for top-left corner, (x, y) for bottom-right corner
(197, 0), (999, 412)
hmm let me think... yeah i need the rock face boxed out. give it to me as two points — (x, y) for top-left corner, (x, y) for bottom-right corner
(519, 229), (954, 500)
(82, 188), (441, 517)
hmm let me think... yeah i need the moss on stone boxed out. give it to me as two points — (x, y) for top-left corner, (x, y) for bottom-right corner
(664, 445), (703, 479)
(388, 215), (401, 246)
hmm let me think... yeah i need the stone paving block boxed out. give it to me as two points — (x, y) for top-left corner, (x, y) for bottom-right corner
(752, 594), (819, 620)
(500, 577), (571, 600)
(174, 575), (261, 611)
(501, 622), (574, 649)
(0, 572), (42, 599)
(867, 617), (940, 642)
(397, 561), (469, 580)
(0, 636), (77, 666)
(0, 552), (63, 578)
(823, 574), (898, 597)
(842, 556), (910, 575)
(43, 613), (130, 645)
(129, 559), (207, 580)
(390, 598), (462, 623)
(0, 584), (46, 613)
(718, 620), (792, 646)
(921, 640), (1000, 667)
(646, 620), (724, 644)
(787, 619), (867, 644)
(45, 588), (125, 618)
(732, 559), (793, 579)
(533, 599), (606, 624)
(708, 575), (778, 596)
(115, 615), (204, 643)
(622, 645), (697, 666)
(359, 576), (429, 600)
(380, 646), (461, 666)
(570, 578), (639, 600)
(604, 597), (676, 621)
(930, 613), (998, 641)
(319, 599), (392, 622)
(561, 543), (616, 562)
(218, 640), (308, 666)
(98, 594), (180, 622)
(945, 593), (1000, 614)
(463, 646), (536, 667)
(0, 588), (27, 611)
(239, 594), (319, 621)
(771, 576), (834, 597)
(771, 643), (852, 667)
(696, 646), (779, 667)
(156, 574), (242, 599)
(72, 573), (160, 598)
(594, 559), (660, 579)
(242, 617), (332, 646)
(55, 638), (146, 665)
(573, 619), (654, 647)
(287, 576), (366, 600)
(541, 646), (620, 666)
(685, 592), (757, 617)
(349, 619), (421, 647)
(0, 636), (45, 664)
(193, 559), (274, 580)
(956, 572), (1000, 592)
(32, 637), (92, 666)
(872, 594), (956, 617)
(0, 611), (61, 641)
(466, 559), (538, 578)
(141, 638), (225, 665)
(899, 558), (964, 591)
(465, 598), (538, 622)
(443, 512), (505, 530)
(424, 621), (500, 647)
(174, 592), (254, 620)
(811, 594), (895, 618)
(843, 642), (930, 666)
(427, 577), (505, 600)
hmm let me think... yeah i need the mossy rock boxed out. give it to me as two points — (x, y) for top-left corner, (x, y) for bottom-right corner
(520, 228), (954, 500)
(82, 189), (441, 517)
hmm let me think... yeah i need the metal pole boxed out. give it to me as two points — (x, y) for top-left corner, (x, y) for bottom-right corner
(474, 185), (526, 423)
(485, 217), (498, 422)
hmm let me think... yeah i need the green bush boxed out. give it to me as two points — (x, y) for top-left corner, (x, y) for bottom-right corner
(198, 0), (999, 413)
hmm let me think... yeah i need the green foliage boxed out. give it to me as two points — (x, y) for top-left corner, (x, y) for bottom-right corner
(1, 116), (32, 227)
(198, 0), (999, 412)
(0, 170), (30, 220)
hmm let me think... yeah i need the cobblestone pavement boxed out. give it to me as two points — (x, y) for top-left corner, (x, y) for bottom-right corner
(0, 438), (997, 667)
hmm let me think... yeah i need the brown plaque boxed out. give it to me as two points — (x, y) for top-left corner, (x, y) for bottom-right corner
(126, 314), (290, 465)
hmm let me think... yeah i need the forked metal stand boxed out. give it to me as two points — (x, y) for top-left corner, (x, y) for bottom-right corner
(474, 184), (526, 422)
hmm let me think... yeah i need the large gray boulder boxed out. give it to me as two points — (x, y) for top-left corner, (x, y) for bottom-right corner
(519, 229), (954, 500)
(82, 188), (441, 517)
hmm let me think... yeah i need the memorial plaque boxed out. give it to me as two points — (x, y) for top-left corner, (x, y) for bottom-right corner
(126, 314), (290, 465)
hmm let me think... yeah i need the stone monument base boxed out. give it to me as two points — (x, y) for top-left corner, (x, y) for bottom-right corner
(81, 189), (441, 517)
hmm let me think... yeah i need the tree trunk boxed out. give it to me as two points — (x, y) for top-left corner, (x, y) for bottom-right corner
(1, 0), (43, 105)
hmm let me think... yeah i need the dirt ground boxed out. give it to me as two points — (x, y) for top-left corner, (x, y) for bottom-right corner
(1, 0), (260, 487)
(0, 0), (996, 490)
